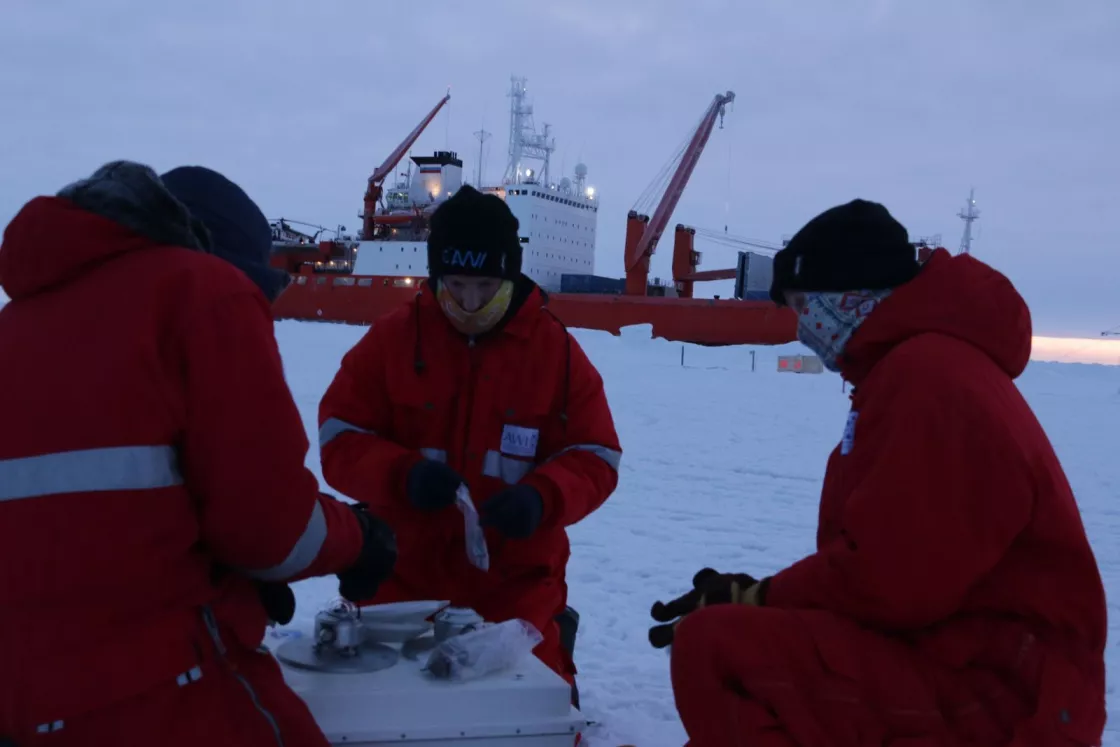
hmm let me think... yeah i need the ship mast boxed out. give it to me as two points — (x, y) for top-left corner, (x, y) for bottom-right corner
(957, 188), (980, 255)
(473, 127), (491, 187)
(502, 76), (555, 186)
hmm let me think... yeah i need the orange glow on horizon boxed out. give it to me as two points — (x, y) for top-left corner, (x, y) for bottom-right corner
(1031, 337), (1120, 366)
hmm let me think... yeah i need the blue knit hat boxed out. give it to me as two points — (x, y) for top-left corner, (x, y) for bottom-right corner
(160, 166), (291, 302)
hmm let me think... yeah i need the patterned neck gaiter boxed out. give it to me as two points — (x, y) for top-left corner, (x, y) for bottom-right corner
(796, 290), (892, 371)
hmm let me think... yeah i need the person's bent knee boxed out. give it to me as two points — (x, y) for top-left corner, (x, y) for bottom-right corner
(672, 604), (768, 663)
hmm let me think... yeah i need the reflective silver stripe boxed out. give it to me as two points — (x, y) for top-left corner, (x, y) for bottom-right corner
(420, 447), (447, 463)
(483, 450), (533, 485)
(0, 445), (182, 502)
(319, 417), (376, 449)
(243, 500), (327, 581)
(481, 443), (621, 485)
(176, 665), (203, 686)
(551, 444), (622, 471)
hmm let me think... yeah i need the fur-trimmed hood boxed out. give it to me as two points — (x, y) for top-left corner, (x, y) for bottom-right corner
(0, 160), (211, 300)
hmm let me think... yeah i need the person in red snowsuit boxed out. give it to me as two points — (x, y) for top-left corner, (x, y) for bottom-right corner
(318, 185), (622, 705)
(0, 162), (398, 746)
(651, 199), (1107, 747)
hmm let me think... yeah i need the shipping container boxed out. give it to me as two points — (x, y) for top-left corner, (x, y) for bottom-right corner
(777, 354), (825, 374)
(559, 274), (626, 295)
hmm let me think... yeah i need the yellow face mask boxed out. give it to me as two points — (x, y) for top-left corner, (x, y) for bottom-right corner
(437, 279), (515, 336)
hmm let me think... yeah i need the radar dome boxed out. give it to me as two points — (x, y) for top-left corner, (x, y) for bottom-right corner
(559, 177), (572, 191)
(574, 163), (588, 178)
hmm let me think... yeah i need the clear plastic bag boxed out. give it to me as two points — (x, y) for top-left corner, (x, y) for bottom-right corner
(456, 484), (490, 571)
(423, 619), (543, 682)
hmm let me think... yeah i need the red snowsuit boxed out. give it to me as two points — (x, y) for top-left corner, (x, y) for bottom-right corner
(319, 282), (621, 682)
(0, 196), (365, 745)
(671, 249), (1107, 747)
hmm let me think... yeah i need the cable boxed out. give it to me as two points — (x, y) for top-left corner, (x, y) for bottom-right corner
(631, 108), (709, 214)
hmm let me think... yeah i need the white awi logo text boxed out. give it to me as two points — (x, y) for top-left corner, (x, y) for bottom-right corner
(500, 425), (539, 459)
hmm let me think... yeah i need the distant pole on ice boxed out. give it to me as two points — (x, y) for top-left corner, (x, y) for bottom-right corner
(473, 128), (492, 187)
(957, 189), (980, 255)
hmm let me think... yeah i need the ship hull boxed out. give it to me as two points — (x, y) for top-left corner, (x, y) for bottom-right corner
(272, 275), (797, 346)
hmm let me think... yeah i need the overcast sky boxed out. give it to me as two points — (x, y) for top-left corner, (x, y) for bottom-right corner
(2, 0), (1117, 337)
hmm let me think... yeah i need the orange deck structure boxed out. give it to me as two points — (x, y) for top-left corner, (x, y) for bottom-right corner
(272, 270), (797, 346)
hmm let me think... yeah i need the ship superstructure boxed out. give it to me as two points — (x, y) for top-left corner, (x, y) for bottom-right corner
(348, 76), (598, 291)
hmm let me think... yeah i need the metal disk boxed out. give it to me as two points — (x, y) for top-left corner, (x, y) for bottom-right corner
(275, 636), (400, 673)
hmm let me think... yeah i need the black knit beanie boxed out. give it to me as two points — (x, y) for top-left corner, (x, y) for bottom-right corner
(161, 166), (292, 303)
(427, 185), (522, 282)
(769, 199), (920, 305)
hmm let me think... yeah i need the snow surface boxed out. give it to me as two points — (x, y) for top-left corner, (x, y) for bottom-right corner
(286, 322), (1118, 745)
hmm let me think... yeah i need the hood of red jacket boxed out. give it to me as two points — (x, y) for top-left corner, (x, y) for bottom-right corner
(0, 161), (209, 301)
(1, 197), (151, 300)
(841, 248), (1032, 384)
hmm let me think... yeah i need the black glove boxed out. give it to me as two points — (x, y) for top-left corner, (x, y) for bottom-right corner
(406, 459), (464, 511)
(210, 564), (295, 626)
(256, 581), (296, 626)
(480, 484), (544, 539)
(337, 502), (398, 603)
(648, 567), (765, 649)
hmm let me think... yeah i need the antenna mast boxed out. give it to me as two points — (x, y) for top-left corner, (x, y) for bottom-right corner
(957, 188), (980, 255)
(473, 127), (491, 187)
(502, 76), (555, 186)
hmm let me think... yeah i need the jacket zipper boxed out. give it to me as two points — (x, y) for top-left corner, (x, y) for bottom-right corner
(458, 337), (491, 592)
(458, 336), (478, 472)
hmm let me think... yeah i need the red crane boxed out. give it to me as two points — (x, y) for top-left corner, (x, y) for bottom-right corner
(623, 90), (736, 296)
(360, 91), (451, 240)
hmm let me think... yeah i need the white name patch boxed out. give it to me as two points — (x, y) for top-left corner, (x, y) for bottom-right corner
(500, 425), (539, 459)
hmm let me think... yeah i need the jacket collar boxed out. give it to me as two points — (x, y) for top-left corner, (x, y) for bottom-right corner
(417, 275), (543, 340)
